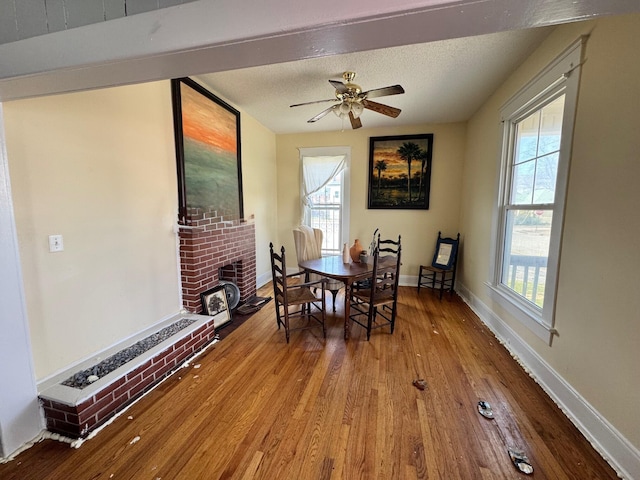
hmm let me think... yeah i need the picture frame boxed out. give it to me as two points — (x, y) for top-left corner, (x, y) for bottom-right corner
(431, 234), (459, 269)
(368, 134), (433, 209)
(171, 77), (244, 223)
(200, 284), (232, 329)
(433, 242), (454, 269)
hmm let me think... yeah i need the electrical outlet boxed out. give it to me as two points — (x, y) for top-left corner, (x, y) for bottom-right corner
(48, 234), (64, 252)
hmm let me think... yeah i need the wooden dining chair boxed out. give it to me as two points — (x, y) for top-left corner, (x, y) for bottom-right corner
(378, 234), (402, 290)
(293, 226), (342, 311)
(269, 243), (327, 343)
(417, 232), (460, 300)
(348, 235), (401, 340)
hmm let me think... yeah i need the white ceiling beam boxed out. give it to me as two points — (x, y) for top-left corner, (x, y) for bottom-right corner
(0, 0), (638, 101)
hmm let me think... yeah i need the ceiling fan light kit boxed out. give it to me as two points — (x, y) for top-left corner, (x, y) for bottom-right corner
(291, 71), (404, 129)
(332, 99), (363, 119)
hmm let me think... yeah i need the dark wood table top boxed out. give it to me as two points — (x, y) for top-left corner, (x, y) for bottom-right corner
(299, 255), (388, 283)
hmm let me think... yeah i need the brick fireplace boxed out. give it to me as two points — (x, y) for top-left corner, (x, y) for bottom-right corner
(178, 207), (256, 312)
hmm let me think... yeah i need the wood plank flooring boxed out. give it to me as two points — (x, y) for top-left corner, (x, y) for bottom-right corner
(0, 286), (618, 479)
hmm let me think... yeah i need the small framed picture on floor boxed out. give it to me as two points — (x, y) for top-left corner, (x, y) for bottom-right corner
(200, 285), (231, 329)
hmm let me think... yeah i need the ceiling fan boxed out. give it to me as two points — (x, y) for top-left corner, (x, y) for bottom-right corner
(290, 72), (405, 129)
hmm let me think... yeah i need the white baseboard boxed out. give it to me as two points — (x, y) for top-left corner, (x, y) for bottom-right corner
(256, 271), (272, 289)
(399, 274), (415, 287)
(456, 282), (639, 480)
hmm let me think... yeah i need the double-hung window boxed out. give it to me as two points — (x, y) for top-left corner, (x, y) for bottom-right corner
(489, 38), (585, 343)
(299, 147), (350, 255)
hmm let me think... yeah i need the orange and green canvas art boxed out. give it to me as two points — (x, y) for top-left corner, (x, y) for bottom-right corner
(176, 79), (242, 219)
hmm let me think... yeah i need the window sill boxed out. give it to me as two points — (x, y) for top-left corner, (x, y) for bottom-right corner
(485, 282), (555, 345)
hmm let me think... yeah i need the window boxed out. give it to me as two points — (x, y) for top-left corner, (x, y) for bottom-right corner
(307, 173), (345, 254)
(299, 147), (350, 255)
(489, 38), (585, 343)
(502, 95), (564, 308)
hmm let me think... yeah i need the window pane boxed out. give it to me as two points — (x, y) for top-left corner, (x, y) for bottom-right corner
(308, 174), (342, 254)
(511, 160), (535, 204)
(514, 110), (540, 164)
(511, 94), (564, 207)
(501, 209), (552, 307)
(538, 96), (565, 155)
(533, 152), (558, 203)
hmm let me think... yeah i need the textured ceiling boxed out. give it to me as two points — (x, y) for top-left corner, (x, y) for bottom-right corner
(197, 27), (554, 134)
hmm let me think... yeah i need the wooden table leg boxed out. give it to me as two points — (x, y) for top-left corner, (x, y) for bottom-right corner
(343, 280), (351, 340)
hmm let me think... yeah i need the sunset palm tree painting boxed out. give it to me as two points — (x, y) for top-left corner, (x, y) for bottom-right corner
(368, 134), (433, 209)
(374, 159), (387, 196)
(173, 78), (243, 222)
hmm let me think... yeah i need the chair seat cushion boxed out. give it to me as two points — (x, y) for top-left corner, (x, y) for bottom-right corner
(420, 264), (450, 273)
(352, 289), (395, 306)
(277, 287), (319, 305)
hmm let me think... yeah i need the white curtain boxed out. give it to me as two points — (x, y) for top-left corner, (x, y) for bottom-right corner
(299, 146), (349, 225)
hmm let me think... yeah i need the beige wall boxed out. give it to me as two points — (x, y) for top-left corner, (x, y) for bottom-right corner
(5, 80), (278, 380)
(239, 113), (278, 285)
(459, 14), (640, 449)
(275, 123), (466, 278)
(6, 82), (180, 379)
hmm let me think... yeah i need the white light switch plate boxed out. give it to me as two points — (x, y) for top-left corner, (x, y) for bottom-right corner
(48, 234), (64, 252)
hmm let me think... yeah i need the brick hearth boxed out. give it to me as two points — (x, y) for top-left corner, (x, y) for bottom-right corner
(39, 315), (216, 439)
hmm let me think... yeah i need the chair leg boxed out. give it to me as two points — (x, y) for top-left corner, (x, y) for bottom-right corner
(450, 269), (456, 296)
(284, 310), (290, 343)
(321, 295), (327, 338)
(367, 306), (375, 341)
(390, 301), (397, 334)
(439, 271), (445, 300)
(275, 306), (282, 330)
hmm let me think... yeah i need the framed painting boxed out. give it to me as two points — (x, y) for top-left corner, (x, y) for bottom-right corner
(200, 284), (231, 329)
(368, 134), (433, 209)
(171, 77), (243, 223)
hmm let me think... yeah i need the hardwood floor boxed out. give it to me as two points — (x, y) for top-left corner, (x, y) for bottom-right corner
(0, 286), (618, 479)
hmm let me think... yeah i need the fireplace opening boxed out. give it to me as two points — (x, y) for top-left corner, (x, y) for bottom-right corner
(219, 263), (242, 310)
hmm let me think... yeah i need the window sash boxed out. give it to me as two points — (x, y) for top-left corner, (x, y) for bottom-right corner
(500, 206), (552, 309)
(308, 174), (344, 255)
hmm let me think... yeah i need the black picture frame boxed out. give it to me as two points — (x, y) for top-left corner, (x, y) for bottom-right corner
(432, 240), (456, 269)
(200, 284), (231, 328)
(368, 134), (433, 209)
(171, 77), (243, 223)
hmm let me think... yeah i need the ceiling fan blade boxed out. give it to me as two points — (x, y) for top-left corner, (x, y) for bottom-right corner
(329, 79), (348, 93)
(363, 99), (401, 118)
(363, 84), (405, 99)
(307, 105), (335, 123)
(349, 111), (362, 129)
(290, 98), (337, 108)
